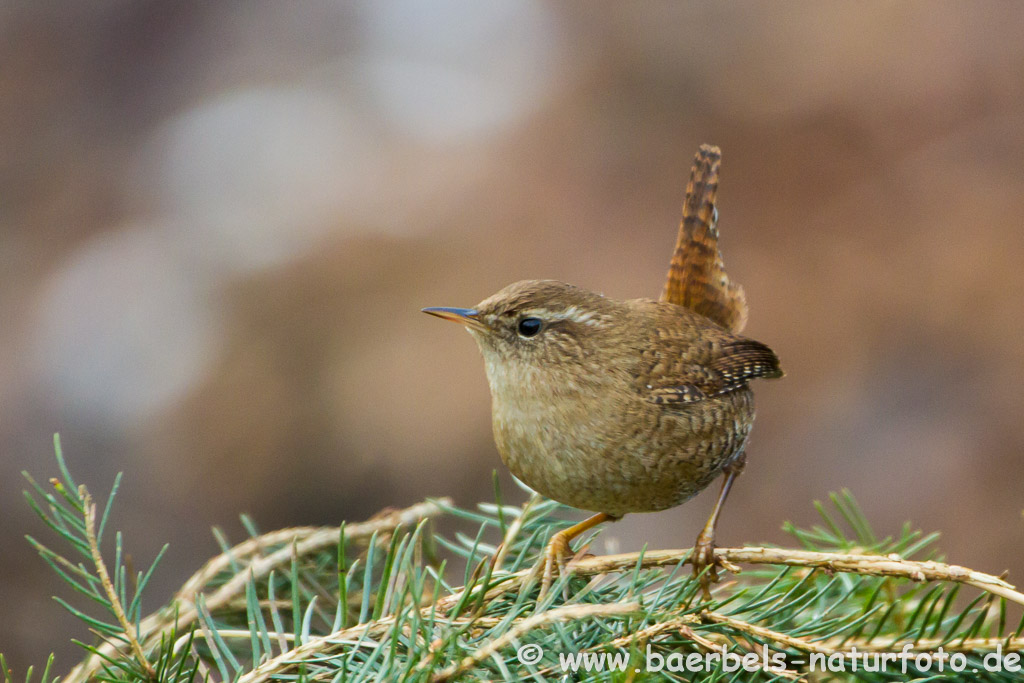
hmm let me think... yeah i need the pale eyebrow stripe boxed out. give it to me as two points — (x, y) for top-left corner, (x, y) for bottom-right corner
(522, 306), (602, 327)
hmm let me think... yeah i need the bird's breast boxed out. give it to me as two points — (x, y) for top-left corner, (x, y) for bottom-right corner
(480, 350), (755, 515)
(484, 358), (618, 469)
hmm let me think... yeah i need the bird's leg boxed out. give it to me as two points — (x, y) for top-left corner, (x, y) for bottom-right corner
(539, 512), (616, 599)
(693, 452), (746, 600)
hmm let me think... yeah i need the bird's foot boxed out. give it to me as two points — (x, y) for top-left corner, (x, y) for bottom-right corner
(691, 532), (741, 600)
(538, 532), (575, 600)
(530, 513), (613, 600)
(692, 530), (719, 600)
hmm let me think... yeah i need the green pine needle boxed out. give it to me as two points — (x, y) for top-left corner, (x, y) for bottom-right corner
(7, 437), (1024, 683)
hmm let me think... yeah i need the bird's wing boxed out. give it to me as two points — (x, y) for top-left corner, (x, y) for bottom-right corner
(645, 333), (782, 406)
(660, 144), (749, 334)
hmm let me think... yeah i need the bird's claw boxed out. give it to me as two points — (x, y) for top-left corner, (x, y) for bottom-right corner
(538, 533), (573, 599)
(692, 531), (721, 600)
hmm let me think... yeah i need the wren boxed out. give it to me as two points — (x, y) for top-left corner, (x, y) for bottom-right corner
(423, 145), (782, 596)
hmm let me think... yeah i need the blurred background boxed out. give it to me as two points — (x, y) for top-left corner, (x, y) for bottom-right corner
(2, 0), (1023, 669)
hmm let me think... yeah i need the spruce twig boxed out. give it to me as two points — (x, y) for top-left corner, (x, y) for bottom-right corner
(62, 498), (450, 683)
(572, 547), (1024, 607)
(432, 602), (640, 682)
(11, 443), (1024, 683)
(79, 486), (157, 680)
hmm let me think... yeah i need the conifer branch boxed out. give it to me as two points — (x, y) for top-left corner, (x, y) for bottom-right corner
(571, 547), (1024, 607)
(80, 486), (156, 680)
(15, 445), (1024, 683)
(432, 602), (640, 682)
(62, 498), (449, 683)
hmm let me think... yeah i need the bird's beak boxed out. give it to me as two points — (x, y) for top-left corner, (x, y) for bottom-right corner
(421, 307), (485, 331)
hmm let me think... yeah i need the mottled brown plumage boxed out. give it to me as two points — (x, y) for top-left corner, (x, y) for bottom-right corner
(662, 144), (748, 334)
(427, 281), (780, 516)
(423, 145), (780, 596)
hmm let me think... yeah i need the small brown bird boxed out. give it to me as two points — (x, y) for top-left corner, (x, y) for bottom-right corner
(424, 145), (781, 596)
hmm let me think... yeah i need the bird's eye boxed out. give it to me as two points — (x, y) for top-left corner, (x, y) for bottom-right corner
(517, 317), (543, 338)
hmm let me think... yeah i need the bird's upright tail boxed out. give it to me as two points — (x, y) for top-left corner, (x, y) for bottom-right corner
(660, 144), (749, 334)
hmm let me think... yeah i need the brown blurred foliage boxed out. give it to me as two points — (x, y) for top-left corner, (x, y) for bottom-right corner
(2, 1), (1022, 670)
